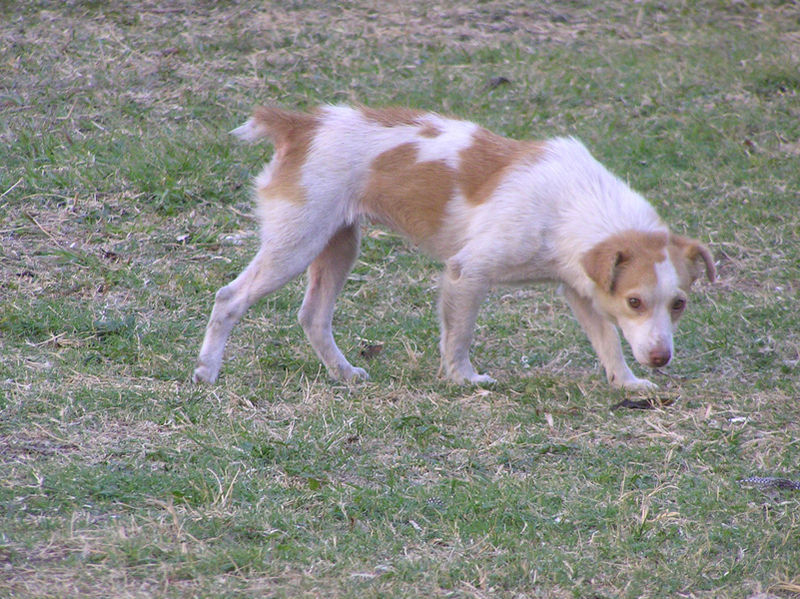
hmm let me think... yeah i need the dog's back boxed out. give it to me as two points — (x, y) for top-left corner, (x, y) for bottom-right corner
(237, 105), (546, 258)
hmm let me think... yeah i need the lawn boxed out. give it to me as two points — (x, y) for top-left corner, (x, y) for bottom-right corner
(1, 1), (799, 598)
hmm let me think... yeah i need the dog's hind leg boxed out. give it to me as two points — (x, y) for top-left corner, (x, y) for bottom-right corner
(298, 223), (367, 381)
(193, 222), (335, 384)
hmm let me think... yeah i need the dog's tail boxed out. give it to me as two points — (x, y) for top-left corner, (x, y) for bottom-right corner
(230, 106), (316, 146)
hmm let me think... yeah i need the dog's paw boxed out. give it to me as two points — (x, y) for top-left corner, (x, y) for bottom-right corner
(469, 373), (497, 385)
(445, 367), (496, 385)
(609, 369), (658, 391)
(338, 365), (370, 382)
(192, 365), (218, 384)
(620, 376), (658, 391)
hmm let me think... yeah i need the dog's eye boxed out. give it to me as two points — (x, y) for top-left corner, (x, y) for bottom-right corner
(627, 297), (642, 310)
(672, 298), (686, 312)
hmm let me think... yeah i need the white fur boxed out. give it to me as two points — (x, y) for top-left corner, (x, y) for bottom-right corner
(230, 118), (264, 143)
(194, 106), (712, 390)
(617, 258), (680, 367)
(415, 116), (477, 167)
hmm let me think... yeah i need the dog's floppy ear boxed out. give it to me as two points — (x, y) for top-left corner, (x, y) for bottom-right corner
(670, 235), (716, 284)
(581, 240), (629, 292)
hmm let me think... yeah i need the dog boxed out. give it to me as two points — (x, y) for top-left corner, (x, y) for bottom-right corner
(193, 105), (715, 390)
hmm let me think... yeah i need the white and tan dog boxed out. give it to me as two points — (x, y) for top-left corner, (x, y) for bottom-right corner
(193, 105), (715, 389)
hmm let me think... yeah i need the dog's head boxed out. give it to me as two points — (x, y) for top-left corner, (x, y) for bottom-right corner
(581, 231), (715, 369)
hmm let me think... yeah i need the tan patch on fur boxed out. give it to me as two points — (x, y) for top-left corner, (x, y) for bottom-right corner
(457, 128), (543, 205)
(668, 234), (716, 287)
(360, 106), (441, 137)
(360, 106), (426, 129)
(361, 143), (454, 242)
(252, 107), (319, 205)
(418, 124), (442, 138)
(582, 230), (669, 294)
(252, 106), (318, 146)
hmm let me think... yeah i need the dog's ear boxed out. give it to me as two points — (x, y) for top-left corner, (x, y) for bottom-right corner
(581, 240), (629, 292)
(670, 235), (716, 284)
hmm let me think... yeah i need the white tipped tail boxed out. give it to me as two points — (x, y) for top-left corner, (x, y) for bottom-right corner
(230, 106), (317, 146)
(230, 118), (266, 143)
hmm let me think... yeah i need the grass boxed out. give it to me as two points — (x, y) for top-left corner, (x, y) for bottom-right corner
(1, 1), (799, 597)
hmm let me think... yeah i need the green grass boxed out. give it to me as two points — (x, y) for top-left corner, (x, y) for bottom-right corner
(2, 1), (799, 597)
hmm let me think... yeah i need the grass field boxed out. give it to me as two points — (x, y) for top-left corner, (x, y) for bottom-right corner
(2, 1), (799, 597)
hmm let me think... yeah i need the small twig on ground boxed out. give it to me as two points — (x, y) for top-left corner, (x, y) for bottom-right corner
(738, 477), (800, 491)
(1, 177), (23, 199)
(23, 211), (65, 248)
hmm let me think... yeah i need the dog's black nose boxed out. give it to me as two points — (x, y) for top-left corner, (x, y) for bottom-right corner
(649, 350), (671, 368)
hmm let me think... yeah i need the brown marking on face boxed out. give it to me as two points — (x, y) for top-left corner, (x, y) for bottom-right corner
(668, 234), (716, 287)
(582, 230), (669, 294)
(253, 108), (319, 205)
(361, 143), (455, 242)
(457, 127), (543, 205)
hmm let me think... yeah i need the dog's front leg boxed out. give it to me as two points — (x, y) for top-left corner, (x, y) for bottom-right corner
(438, 261), (494, 384)
(561, 285), (656, 390)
